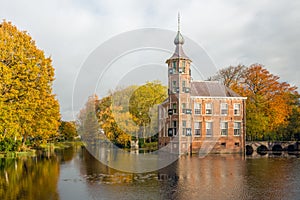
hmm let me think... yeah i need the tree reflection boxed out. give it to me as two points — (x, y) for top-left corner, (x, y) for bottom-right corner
(0, 156), (59, 200)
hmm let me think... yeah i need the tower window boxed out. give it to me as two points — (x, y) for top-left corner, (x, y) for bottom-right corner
(172, 81), (177, 93)
(172, 103), (177, 113)
(172, 61), (177, 71)
(181, 103), (186, 113)
(182, 80), (186, 92)
(172, 81), (176, 86)
(182, 120), (186, 136)
(173, 121), (177, 128)
(182, 61), (186, 73)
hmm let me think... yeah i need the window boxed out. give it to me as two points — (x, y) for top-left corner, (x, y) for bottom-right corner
(221, 103), (228, 115)
(172, 81), (177, 93)
(182, 61), (186, 73)
(194, 122), (202, 136)
(182, 80), (186, 92)
(173, 121), (177, 128)
(220, 122), (228, 136)
(234, 122), (241, 136)
(206, 122), (213, 137)
(186, 128), (192, 136)
(172, 103), (177, 114)
(234, 103), (241, 115)
(194, 103), (201, 115)
(182, 103), (186, 113)
(182, 120), (186, 135)
(205, 103), (213, 115)
(172, 61), (176, 71)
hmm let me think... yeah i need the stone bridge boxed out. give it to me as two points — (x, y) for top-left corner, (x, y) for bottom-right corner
(246, 141), (299, 156)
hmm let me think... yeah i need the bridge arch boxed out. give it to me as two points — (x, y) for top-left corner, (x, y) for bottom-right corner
(246, 145), (254, 155)
(245, 141), (299, 156)
(257, 145), (268, 155)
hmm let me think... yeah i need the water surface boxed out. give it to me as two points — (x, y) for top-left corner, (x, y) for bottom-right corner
(1, 146), (300, 200)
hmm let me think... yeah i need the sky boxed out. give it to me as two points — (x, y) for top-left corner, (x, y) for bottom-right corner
(1, 0), (299, 121)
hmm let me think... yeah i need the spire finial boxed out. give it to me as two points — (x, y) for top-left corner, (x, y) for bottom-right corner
(178, 12), (180, 32)
(174, 13), (184, 45)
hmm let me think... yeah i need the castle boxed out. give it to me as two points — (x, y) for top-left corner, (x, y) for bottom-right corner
(158, 18), (246, 154)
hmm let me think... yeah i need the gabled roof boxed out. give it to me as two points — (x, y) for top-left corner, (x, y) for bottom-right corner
(190, 81), (242, 97)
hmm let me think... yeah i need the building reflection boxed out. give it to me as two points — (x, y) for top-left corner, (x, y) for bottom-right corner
(158, 154), (247, 199)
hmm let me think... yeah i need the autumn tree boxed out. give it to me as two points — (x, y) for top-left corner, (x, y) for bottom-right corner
(58, 121), (78, 141)
(274, 94), (300, 140)
(0, 21), (60, 150)
(93, 81), (167, 148)
(211, 64), (298, 141)
(129, 81), (167, 143)
(77, 95), (99, 144)
(95, 94), (133, 148)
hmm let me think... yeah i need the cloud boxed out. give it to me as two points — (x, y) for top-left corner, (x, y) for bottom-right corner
(1, 0), (299, 120)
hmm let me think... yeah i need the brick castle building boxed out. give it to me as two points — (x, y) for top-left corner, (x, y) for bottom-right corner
(158, 19), (246, 154)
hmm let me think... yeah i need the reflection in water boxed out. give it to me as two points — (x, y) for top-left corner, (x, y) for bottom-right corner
(1, 146), (300, 200)
(0, 154), (60, 200)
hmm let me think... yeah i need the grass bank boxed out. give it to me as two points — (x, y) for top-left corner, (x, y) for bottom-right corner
(0, 141), (84, 158)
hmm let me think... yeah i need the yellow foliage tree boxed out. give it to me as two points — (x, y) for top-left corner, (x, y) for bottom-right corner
(0, 21), (60, 150)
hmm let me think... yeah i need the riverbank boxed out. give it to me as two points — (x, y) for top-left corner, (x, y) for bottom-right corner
(0, 141), (84, 158)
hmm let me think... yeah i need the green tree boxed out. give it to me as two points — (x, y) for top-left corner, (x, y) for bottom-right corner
(0, 21), (60, 150)
(94, 81), (167, 147)
(129, 81), (167, 143)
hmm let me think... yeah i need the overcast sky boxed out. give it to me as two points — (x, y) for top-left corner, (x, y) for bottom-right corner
(1, 0), (299, 120)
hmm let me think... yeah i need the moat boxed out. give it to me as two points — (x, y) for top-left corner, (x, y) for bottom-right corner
(1, 145), (300, 200)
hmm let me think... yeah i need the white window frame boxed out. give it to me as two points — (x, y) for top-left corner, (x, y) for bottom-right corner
(234, 122), (241, 136)
(194, 121), (202, 136)
(220, 103), (228, 115)
(205, 103), (213, 115)
(194, 103), (201, 115)
(234, 103), (241, 116)
(220, 121), (228, 136)
(206, 122), (213, 137)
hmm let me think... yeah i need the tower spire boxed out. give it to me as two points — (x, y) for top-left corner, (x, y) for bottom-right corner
(168, 13), (190, 60)
(178, 12), (180, 32)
